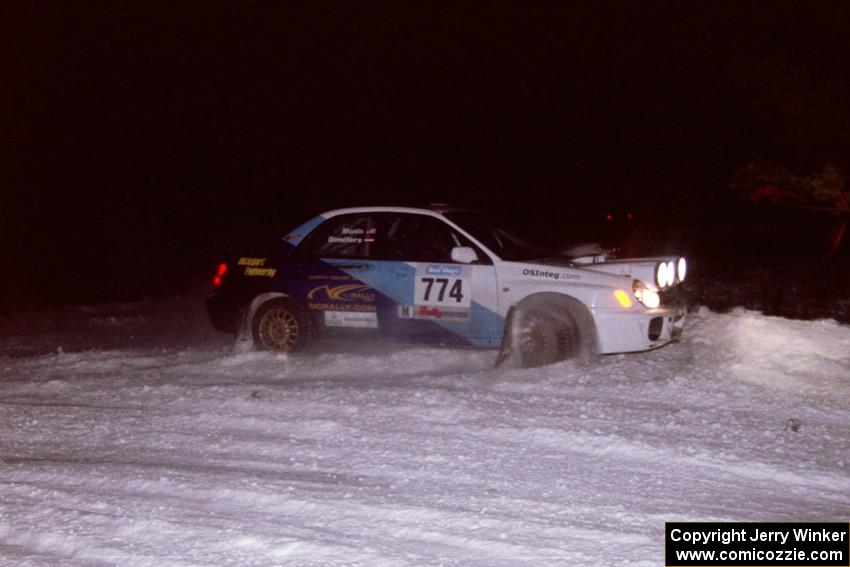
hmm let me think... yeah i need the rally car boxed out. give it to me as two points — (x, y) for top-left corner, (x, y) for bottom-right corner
(207, 205), (687, 367)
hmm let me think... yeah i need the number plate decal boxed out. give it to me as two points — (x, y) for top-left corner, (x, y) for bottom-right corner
(414, 264), (471, 308)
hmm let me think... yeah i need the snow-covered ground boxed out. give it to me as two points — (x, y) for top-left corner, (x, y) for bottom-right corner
(1, 295), (849, 566)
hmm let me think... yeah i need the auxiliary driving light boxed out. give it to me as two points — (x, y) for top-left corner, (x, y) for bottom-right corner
(656, 262), (669, 288)
(677, 257), (687, 282)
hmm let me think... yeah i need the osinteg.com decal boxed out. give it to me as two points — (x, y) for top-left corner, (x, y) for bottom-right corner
(521, 268), (580, 281)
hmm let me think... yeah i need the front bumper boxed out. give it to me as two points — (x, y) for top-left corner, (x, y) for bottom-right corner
(593, 302), (687, 354)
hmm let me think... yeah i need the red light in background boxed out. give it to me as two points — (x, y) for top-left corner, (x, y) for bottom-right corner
(605, 213), (613, 221)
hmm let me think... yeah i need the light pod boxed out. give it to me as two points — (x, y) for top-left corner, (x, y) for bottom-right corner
(656, 262), (669, 288)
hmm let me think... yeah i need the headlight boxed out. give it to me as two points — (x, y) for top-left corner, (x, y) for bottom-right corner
(656, 262), (669, 288)
(677, 257), (687, 282)
(633, 280), (660, 309)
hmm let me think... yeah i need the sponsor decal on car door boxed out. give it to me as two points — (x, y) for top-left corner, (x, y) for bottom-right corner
(380, 261), (500, 346)
(410, 263), (471, 318)
(298, 259), (381, 328)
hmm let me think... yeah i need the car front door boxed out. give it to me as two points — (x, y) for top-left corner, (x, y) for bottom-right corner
(375, 213), (502, 347)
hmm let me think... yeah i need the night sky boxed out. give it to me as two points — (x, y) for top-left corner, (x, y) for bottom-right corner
(3, 2), (850, 306)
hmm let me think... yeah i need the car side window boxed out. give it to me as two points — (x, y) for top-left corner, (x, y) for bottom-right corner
(297, 214), (378, 259)
(380, 213), (484, 263)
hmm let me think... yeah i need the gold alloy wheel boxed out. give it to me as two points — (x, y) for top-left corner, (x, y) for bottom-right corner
(257, 307), (300, 351)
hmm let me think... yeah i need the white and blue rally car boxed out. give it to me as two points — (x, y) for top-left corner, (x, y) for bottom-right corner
(207, 205), (687, 367)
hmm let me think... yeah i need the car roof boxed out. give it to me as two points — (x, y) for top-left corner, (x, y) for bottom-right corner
(320, 204), (478, 218)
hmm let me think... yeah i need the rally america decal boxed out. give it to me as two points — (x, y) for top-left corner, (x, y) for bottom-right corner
(397, 305), (470, 321)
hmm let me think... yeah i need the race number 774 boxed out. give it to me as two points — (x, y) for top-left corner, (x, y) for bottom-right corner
(420, 277), (464, 303)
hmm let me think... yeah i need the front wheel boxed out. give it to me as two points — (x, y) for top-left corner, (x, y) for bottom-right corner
(516, 309), (578, 368)
(251, 299), (309, 352)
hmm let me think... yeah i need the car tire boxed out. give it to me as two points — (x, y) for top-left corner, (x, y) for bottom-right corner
(251, 298), (309, 352)
(517, 309), (578, 368)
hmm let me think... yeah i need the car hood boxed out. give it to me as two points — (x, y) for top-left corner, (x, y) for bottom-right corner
(525, 255), (681, 288)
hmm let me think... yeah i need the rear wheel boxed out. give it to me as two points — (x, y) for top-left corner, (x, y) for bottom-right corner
(251, 299), (308, 352)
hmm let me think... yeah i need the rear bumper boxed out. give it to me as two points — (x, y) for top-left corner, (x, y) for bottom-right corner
(593, 302), (687, 354)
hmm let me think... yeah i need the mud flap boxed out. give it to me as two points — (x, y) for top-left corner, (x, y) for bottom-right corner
(233, 306), (255, 352)
(670, 304), (687, 342)
(494, 306), (516, 367)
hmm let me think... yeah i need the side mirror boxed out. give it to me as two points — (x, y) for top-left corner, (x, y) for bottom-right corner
(451, 246), (478, 264)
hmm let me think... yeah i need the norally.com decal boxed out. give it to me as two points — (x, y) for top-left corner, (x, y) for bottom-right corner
(306, 283), (377, 312)
(414, 264), (471, 308)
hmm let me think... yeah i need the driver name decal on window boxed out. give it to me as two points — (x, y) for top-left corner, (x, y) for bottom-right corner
(327, 226), (377, 245)
(305, 215), (377, 259)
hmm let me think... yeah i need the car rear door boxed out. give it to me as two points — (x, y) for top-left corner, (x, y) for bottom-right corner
(288, 213), (381, 330)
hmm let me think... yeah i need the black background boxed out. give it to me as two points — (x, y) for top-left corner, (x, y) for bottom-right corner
(3, 2), (850, 307)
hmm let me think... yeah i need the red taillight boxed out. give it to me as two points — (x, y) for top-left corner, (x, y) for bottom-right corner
(213, 262), (228, 287)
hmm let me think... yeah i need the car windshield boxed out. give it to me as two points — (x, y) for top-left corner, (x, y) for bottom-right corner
(443, 211), (549, 261)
